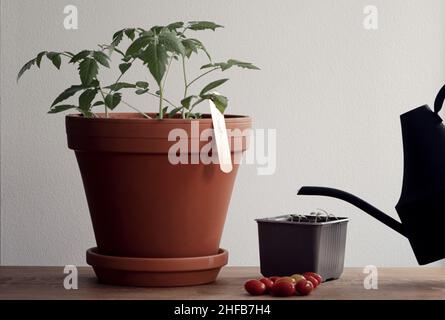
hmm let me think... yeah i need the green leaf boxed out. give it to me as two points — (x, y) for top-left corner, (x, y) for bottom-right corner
(150, 25), (164, 34)
(119, 62), (132, 74)
(78, 58), (98, 85)
(76, 108), (95, 118)
(190, 98), (204, 110)
(135, 88), (149, 95)
(167, 22), (184, 30)
(158, 29), (185, 55)
(201, 62), (226, 70)
(188, 21), (223, 31)
(140, 29), (154, 37)
(201, 63), (213, 69)
(90, 79), (100, 87)
(226, 59), (260, 70)
(169, 107), (183, 117)
(111, 30), (124, 47)
(122, 55), (132, 62)
(124, 28), (136, 41)
(48, 104), (77, 114)
(201, 93), (228, 113)
(126, 35), (152, 57)
(46, 52), (61, 69)
(104, 93), (122, 110)
(201, 59), (260, 71)
(36, 51), (47, 68)
(78, 89), (98, 110)
(136, 81), (149, 89)
(92, 101), (104, 107)
(140, 42), (168, 84)
(105, 82), (136, 91)
(51, 85), (86, 107)
(186, 112), (202, 119)
(182, 39), (197, 58)
(64, 51), (75, 57)
(197, 43), (211, 61)
(69, 50), (91, 64)
(200, 79), (228, 95)
(182, 38), (211, 60)
(17, 58), (36, 82)
(156, 105), (169, 119)
(93, 51), (110, 67)
(110, 46), (125, 57)
(181, 95), (197, 109)
(211, 94), (228, 114)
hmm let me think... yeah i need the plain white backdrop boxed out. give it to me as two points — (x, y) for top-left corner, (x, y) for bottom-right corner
(1, 0), (445, 267)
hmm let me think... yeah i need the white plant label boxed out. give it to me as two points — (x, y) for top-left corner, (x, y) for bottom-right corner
(209, 98), (232, 173)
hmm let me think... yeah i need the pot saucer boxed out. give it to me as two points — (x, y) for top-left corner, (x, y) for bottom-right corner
(86, 247), (228, 287)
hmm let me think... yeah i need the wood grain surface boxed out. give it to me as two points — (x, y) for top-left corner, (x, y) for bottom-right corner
(0, 267), (444, 300)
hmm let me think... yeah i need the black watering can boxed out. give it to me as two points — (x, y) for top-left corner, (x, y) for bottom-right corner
(298, 86), (445, 265)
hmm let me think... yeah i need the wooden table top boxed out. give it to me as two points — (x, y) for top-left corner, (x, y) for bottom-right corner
(0, 266), (444, 300)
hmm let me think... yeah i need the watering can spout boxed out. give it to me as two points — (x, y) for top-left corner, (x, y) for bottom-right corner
(298, 186), (406, 237)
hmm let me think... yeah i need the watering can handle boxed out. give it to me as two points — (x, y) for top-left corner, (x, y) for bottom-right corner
(298, 186), (406, 237)
(434, 84), (445, 114)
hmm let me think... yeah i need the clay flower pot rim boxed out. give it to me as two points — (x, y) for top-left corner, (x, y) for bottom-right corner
(66, 112), (252, 152)
(87, 247), (228, 272)
(66, 112), (251, 124)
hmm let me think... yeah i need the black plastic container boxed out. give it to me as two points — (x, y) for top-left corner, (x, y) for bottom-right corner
(256, 215), (349, 281)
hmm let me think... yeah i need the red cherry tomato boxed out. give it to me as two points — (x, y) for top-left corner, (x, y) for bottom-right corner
(305, 275), (319, 288)
(244, 279), (266, 296)
(303, 272), (323, 284)
(269, 276), (280, 283)
(271, 281), (296, 297)
(259, 278), (274, 293)
(290, 274), (306, 285)
(275, 276), (297, 285)
(296, 279), (314, 296)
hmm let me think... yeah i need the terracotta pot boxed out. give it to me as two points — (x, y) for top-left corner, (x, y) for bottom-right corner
(66, 113), (251, 286)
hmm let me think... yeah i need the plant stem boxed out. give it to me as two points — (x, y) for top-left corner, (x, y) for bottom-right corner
(180, 26), (189, 36)
(162, 56), (173, 89)
(158, 85), (164, 119)
(187, 67), (219, 88)
(108, 57), (136, 95)
(101, 57), (136, 119)
(182, 56), (188, 98)
(60, 53), (74, 59)
(98, 87), (108, 118)
(145, 91), (178, 109)
(189, 98), (205, 113)
(181, 56), (188, 119)
(121, 100), (152, 119)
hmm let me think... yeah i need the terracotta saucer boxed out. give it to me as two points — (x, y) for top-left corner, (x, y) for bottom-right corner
(86, 247), (229, 287)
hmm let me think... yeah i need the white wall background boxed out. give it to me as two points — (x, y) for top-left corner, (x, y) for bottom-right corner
(1, 0), (445, 267)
